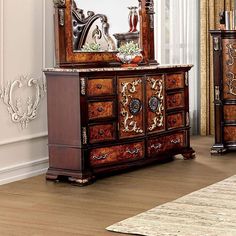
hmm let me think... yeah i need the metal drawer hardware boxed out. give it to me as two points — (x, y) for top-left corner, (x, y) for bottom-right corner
(92, 153), (109, 160)
(215, 86), (220, 100)
(170, 138), (181, 144)
(172, 99), (177, 104)
(58, 9), (65, 26)
(98, 129), (105, 136)
(96, 84), (103, 89)
(126, 147), (140, 155)
(97, 107), (104, 112)
(186, 112), (190, 126)
(82, 127), (87, 145)
(213, 37), (221, 51)
(150, 143), (162, 150)
(80, 78), (86, 95)
(185, 72), (189, 86)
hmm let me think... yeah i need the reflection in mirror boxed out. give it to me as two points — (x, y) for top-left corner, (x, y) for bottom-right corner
(72, 0), (140, 52)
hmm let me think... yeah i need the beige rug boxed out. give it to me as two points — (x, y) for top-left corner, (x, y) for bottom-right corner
(106, 175), (236, 236)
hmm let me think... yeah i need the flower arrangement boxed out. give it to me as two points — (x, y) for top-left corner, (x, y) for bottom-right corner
(81, 42), (101, 52)
(117, 41), (141, 56)
(116, 41), (143, 67)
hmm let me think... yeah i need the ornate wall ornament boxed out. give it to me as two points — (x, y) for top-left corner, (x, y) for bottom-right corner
(0, 75), (46, 129)
(147, 77), (164, 131)
(120, 79), (144, 134)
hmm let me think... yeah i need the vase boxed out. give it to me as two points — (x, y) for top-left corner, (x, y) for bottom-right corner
(116, 53), (143, 67)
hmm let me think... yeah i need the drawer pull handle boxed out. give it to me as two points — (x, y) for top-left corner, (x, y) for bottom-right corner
(126, 148), (140, 155)
(170, 139), (180, 144)
(98, 129), (105, 135)
(96, 84), (103, 89)
(172, 99), (177, 104)
(172, 79), (176, 84)
(151, 143), (162, 150)
(92, 153), (109, 160)
(97, 107), (104, 112)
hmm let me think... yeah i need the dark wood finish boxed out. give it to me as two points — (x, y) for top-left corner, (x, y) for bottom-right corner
(210, 30), (236, 154)
(87, 78), (114, 96)
(89, 123), (116, 143)
(88, 101), (114, 120)
(165, 73), (184, 90)
(166, 92), (185, 110)
(53, 0), (158, 67)
(44, 65), (195, 185)
(90, 141), (145, 167)
(167, 112), (184, 130)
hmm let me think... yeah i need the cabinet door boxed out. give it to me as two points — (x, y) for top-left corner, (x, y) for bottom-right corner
(118, 76), (144, 139)
(146, 75), (165, 133)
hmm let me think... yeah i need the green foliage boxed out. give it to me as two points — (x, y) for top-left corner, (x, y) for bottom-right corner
(117, 41), (141, 55)
(81, 42), (101, 52)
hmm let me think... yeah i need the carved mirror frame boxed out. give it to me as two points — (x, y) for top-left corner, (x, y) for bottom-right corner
(53, 0), (157, 67)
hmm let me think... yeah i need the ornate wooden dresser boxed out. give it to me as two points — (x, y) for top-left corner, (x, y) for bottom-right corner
(44, 65), (195, 185)
(210, 31), (236, 154)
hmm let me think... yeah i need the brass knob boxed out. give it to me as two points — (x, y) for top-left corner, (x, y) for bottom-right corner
(96, 84), (102, 89)
(97, 107), (104, 112)
(98, 129), (104, 135)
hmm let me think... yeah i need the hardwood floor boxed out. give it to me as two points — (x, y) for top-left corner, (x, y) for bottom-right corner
(0, 136), (236, 236)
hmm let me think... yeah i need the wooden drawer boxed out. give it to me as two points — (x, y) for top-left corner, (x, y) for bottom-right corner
(88, 101), (114, 120)
(224, 105), (236, 121)
(87, 78), (114, 96)
(90, 141), (145, 167)
(167, 112), (184, 130)
(224, 126), (236, 142)
(147, 132), (185, 157)
(166, 73), (184, 90)
(89, 123), (116, 144)
(166, 92), (185, 110)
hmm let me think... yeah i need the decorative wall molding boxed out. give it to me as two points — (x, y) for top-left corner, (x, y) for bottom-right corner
(0, 131), (48, 146)
(0, 157), (48, 186)
(0, 0), (4, 91)
(0, 75), (46, 129)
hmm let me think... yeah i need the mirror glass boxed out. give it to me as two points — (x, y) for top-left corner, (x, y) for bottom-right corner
(72, 0), (140, 52)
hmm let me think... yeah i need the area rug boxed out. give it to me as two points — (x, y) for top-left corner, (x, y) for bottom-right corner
(106, 175), (236, 236)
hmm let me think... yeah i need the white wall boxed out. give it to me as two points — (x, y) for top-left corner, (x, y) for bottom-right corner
(0, 0), (54, 185)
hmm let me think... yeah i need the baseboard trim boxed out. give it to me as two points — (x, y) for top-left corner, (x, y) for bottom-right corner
(0, 157), (49, 185)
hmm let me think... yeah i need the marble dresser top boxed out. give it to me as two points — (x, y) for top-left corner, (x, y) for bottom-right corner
(44, 64), (193, 73)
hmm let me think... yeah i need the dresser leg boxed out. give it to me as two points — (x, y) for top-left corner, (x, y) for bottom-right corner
(211, 144), (227, 155)
(182, 148), (196, 160)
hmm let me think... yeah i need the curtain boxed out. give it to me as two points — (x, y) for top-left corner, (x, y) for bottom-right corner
(200, 0), (234, 135)
(156, 0), (199, 134)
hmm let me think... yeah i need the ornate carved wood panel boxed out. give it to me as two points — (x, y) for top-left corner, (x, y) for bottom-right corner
(222, 39), (236, 99)
(118, 76), (144, 138)
(146, 75), (165, 133)
(90, 141), (145, 167)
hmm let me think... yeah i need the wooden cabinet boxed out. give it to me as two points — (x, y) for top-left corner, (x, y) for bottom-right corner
(210, 31), (236, 154)
(44, 65), (195, 185)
